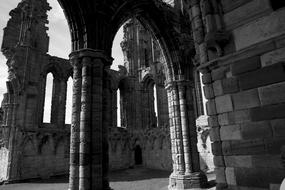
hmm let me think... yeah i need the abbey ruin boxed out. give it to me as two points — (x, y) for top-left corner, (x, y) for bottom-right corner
(0, 0), (285, 190)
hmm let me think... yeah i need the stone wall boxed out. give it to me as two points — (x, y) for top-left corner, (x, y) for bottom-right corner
(0, 0), (72, 182)
(108, 127), (172, 171)
(19, 125), (70, 180)
(0, 146), (9, 181)
(191, 0), (285, 188)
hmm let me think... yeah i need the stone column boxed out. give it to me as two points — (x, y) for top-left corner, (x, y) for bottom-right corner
(80, 55), (92, 190)
(68, 49), (112, 190)
(58, 80), (67, 127)
(51, 78), (60, 124)
(69, 58), (82, 190)
(166, 85), (179, 175)
(166, 82), (185, 179)
(167, 80), (207, 190)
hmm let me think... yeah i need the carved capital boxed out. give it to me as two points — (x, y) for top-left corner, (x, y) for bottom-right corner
(69, 49), (114, 67)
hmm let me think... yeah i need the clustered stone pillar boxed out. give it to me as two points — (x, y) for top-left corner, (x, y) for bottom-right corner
(167, 80), (207, 189)
(69, 58), (82, 190)
(68, 49), (112, 190)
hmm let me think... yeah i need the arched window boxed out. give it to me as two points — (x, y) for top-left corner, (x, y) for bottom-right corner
(43, 73), (54, 123)
(153, 84), (158, 126)
(65, 77), (73, 124)
(117, 89), (121, 127)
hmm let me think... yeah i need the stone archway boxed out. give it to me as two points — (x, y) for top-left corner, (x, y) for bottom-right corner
(57, 0), (206, 189)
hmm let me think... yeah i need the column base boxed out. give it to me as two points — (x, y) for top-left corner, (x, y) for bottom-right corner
(168, 171), (208, 190)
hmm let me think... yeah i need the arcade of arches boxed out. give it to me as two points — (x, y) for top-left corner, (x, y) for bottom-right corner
(0, 0), (285, 190)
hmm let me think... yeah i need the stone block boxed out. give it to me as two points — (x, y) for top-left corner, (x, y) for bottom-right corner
(203, 84), (215, 99)
(212, 141), (223, 156)
(224, 0), (271, 29)
(222, 77), (239, 94)
(211, 66), (229, 81)
(220, 125), (241, 141)
(208, 116), (219, 127)
(213, 156), (225, 167)
(215, 167), (226, 183)
(213, 78), (239, 96)
(215, 95), (233, 114)
(258, 81), (285, 106)
(261, 47), (285, 67)
(241, 121), (272, 139)
(239, 62), (285, 90)
(206, 100), (217, 115)
(232, 109), (252, 124)
(231, 56), (261, 76)
(271, 119), (285, 137)
(201, 73), (212, 84)
(221, 0), (250, 13)
(218, 113), (231, 126)
(224, 155), (252, 168)
(232, 89), (260, 110)
(252, 155), (283, 169)
(225, 167), (237, 185)
(276, 35), (285, 48)
(233, 9), (285, 50)
(235, 167), (284, 188)
(250, 103), (285, 121)
(210, 127), (220, 142)
(270, 184), (281, 190)
(213, 80), (223, 96)
(222, 139), (266, 156)
(218, 110), (251, 126)
(265, 138), (285, 154)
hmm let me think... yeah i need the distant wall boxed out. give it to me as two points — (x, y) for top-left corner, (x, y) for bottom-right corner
(20, 128), (70, 180)
(0, 147), (9, 182)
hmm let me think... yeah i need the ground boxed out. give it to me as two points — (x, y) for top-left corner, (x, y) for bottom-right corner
(0, 168), (216, 190)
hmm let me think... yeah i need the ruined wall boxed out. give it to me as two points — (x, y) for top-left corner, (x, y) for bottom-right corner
(108, 18), (214, 173)
(109, 127), (132, 170)
(0, 146), (9, 181)
(20, 128), (70, 179)
(187, 0), (285, 189)
(0, 0), (72, 182)
(108, 126), (172, 171)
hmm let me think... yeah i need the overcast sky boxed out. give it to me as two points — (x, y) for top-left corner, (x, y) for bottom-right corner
(0, 0), (124, 123)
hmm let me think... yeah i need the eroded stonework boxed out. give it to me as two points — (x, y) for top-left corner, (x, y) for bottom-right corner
(0, 0), (212, 184)
(3, 0), (284, 189)
(0, 0), (72, 181)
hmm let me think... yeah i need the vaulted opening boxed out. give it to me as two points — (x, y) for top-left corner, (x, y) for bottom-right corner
(65, 77), (73, 124)
(134, 145), (143, 165)
(43, 73), (54, 123)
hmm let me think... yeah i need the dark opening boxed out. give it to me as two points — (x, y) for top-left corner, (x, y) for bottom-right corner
(271, 0), (285, 10)
(134, 145), (143, 165)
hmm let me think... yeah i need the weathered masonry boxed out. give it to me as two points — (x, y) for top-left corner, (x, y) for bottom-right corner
(0, 0), (285, 190)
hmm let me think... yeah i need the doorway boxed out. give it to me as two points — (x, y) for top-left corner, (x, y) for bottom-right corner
(134, 145), (143, 165)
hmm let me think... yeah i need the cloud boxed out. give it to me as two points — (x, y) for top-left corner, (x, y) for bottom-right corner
(47, 0), (71, 58)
